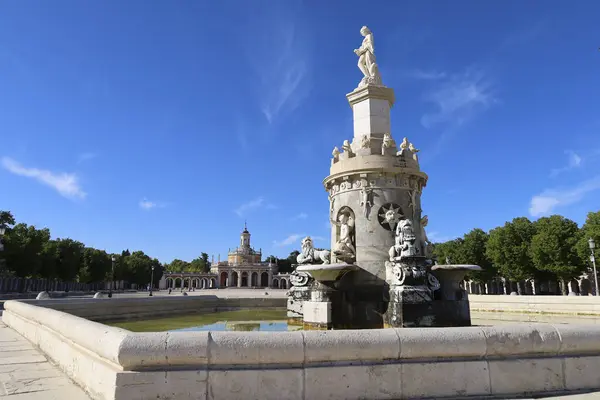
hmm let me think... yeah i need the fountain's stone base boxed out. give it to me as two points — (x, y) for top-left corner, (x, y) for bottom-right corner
(384, 285), (436, 327)
(303, 300), (332, 329)
(287, 286), (311, 319)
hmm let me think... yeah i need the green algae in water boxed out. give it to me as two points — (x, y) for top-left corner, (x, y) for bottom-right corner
(107, 309), (288, 332)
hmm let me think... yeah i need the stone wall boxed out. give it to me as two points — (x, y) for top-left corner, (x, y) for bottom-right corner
(0, 277), (106, 293)
(469, 294), (600, 316)
(4, 299), (600, 400)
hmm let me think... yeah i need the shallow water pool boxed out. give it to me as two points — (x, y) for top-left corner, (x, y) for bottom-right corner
(107, 309), (600, 332)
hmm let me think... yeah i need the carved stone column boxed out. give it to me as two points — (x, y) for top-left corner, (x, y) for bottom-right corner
(237, 271), (242, 288)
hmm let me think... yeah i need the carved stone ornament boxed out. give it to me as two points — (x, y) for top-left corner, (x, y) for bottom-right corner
(385, 261), (405, 286)
(381, 132), (396, 155)
(427, 273), (440, 291)
(389, 218), (420, 260)
(297, 236), (331, 265)
(378, 203), (403, 231)
(360, 134), (370, 149)
(354, 26), (382, 87)
(290, 270), (313, 287)
(359, 187), (374, 218)
(342, 140), (353, 155)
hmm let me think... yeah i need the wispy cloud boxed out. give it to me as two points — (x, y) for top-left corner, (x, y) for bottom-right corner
(427, 231), (454, 244)
(234, 197), (277, 217)
(273, 233), (304, 247)
(272, 233), (327, 247)
(420, 68), (497, 129)
(529, 176), (600, 217)
(291, 212), (308, 221)
(139, 198), (166, 211)
(76, 152), (97, 164)
(1, 157), (86, 200)
(550, 150), (582, 177)
(407, 69), (447, 80)
(244, 4), (310, 124)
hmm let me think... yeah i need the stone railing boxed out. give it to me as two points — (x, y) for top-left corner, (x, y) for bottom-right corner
(4, 299), (600, 400)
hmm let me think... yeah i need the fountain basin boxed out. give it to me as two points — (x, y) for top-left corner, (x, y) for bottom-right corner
(432, 264), (481, 301)
(296, 263), (358, 283)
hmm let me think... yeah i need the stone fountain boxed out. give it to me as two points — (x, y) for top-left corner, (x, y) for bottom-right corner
(286, 25), (481, 329)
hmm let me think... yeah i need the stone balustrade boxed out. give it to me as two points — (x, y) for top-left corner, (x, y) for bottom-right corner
(4, 299), (600, 399)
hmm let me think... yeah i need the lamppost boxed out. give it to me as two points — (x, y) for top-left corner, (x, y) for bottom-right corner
(0, 224), (6, 277)
(149, 265), (155, 296)
(589, 238), (598, 296)
(109, 255), (115, 298)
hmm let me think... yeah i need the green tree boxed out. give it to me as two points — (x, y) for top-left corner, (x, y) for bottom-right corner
(461, 229), (496, 282)
(531, 215), (584, 294)
(53, 238), (85, 281)
(0, 210), (15, 226)
(78, 248), (112, 283)
(486, 217), (537, 293)
(576, 210), (600, 266)
(3, 223), (51, 277)
(188, 252), (211, 273)
(165, 259), (191, 272)
(433, 238), (466, 264)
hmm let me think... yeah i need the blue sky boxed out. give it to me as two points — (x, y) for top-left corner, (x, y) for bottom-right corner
(1, 1), (599, 263)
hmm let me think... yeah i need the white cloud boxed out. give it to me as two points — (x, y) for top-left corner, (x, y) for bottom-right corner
(408, 69), (447, 80)
(273, 234), (304, 247)
(272, 233), (327, 247)
(550, 150), (582, 177)
(139, 198), (166, 211)
(291, 212), (308, 221)
(1, 157), (86, 200)
(427, 231), (455, 243)
(244, 7), (310, 124)
(421, 68), (497, 129)
(529, 176), (600, 217)
(234, 197), (276, 216)
(76, 152), (97, 164)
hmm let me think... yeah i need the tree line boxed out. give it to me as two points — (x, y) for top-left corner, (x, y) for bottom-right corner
(432, 211), (600, 294)
(0, 210), (304, 287)
(0, 210), (162, 287)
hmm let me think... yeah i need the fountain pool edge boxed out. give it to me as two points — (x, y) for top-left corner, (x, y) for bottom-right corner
(4, 298), (600, 400)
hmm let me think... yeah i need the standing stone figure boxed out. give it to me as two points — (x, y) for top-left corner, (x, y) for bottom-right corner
(354, 26), (382, 87)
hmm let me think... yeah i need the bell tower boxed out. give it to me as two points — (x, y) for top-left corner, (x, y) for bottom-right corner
(240, 221), (251, 251)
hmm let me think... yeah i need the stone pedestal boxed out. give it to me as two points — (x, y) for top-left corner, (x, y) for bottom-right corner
(385, 285), (435, 327)
(286, 286), (311, 322)
(303, 282), (335, 330)
(430, 264), (481, 327)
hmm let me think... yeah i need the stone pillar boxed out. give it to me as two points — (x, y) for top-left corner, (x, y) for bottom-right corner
(303, 282), (334, 330)
(237, 271), (242, 288)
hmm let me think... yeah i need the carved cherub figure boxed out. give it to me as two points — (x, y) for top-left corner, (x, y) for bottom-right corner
(331, 211), (356, 259)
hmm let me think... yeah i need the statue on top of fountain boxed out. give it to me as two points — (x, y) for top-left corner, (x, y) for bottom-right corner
(354, 26), (382, 88)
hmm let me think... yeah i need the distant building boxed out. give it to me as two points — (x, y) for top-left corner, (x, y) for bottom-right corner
(159, 223), (291, 290)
